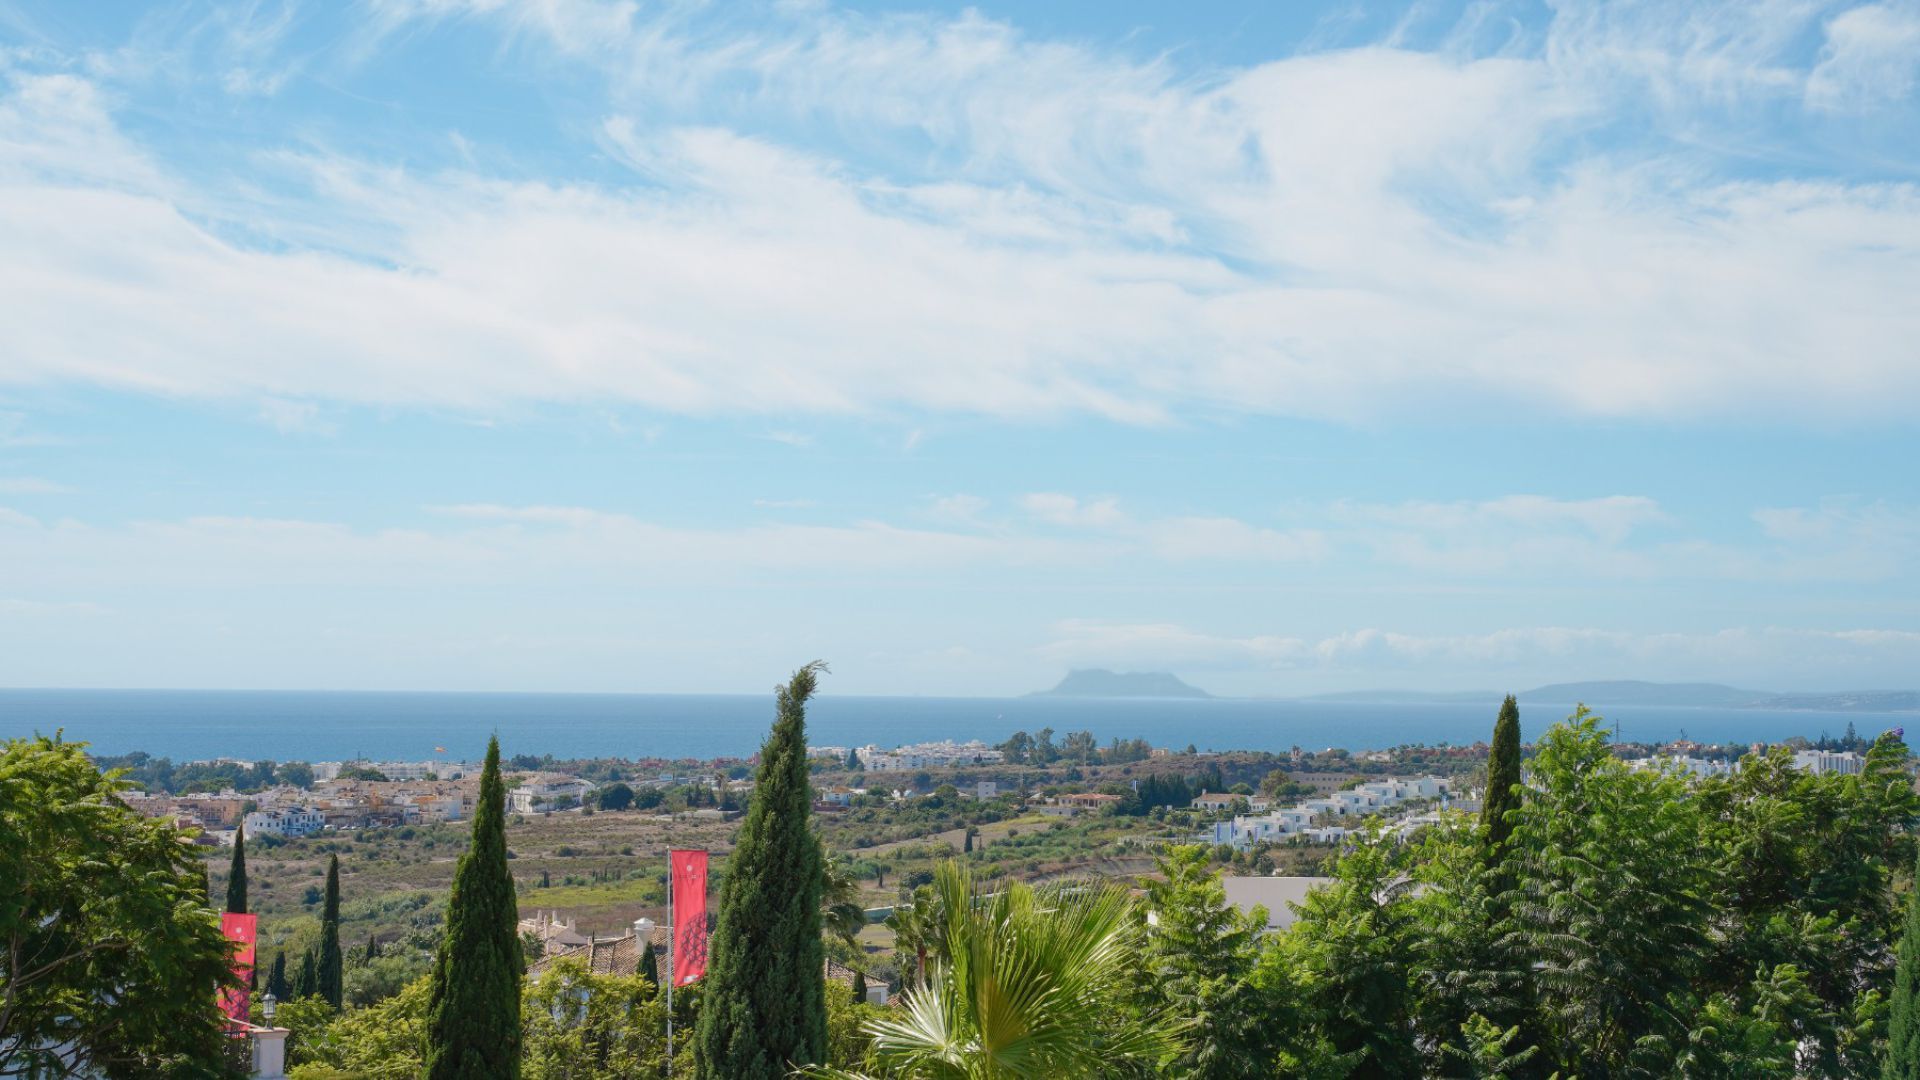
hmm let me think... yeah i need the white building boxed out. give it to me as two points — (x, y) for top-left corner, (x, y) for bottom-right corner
(508, 777), (594, 814)
(855, 740), (1005, 771)
(1207, 776), (1451, 850)
(1794, 750), (1865, 776)
(313, 759), (474, 782)
(244, 806), (325, 838)
(1216, 876), (1334, 932)
(1629, 755), (1736, 778)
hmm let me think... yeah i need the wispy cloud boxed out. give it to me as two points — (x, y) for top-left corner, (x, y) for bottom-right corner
(0, 476), (67, 494)
(1038, 619), (1920, 688)
(0, 4), (1916, 424)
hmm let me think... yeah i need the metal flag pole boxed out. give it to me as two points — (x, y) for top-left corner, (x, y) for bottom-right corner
(666, 860), (674, 1076)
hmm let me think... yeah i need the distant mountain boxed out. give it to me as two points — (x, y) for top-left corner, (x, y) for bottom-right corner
(1293, 680), (1920, 712)
(1518, 681), (1769, 707)
(1758, 690), (1920, 713)
(1032, 670), (1212, 699)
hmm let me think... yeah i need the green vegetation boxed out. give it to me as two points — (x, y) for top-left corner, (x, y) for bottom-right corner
(1890, 850), (1920, 1080)
(227, 820), (249, 914)
(0, 735), (239, 1075)
(696, 662), (830, 1079)
(319, 853), (343, 1007)
(426, 735), (522, 1078)
(14, 697), (1920, 1078)
(89, 750), (314, 793)
(813, 861), (1185, 1078)
(1479, 694), (1521, 860)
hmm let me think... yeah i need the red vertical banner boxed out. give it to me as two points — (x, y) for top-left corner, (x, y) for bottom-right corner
(670, 849), (709, 987)
(219, 913), (258, 1025)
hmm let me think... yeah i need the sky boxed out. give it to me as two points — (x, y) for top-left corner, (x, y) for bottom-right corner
(0, 0), (1917, 697)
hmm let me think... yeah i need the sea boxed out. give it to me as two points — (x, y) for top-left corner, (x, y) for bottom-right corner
(0, 688), (1908, 764)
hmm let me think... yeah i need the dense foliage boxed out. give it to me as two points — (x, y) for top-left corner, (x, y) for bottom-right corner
(997, 728), (1155, 765)
(816, 861), (1185, 1079)
(0, 735), (240, 1075)
(695, 662), (830, 1078)
(426, 735), (523, 1078)
(89, 751), (314, 793)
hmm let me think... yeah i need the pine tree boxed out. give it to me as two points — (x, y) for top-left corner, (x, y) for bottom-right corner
(1480, 695), (1522, 860)
(296, 949), (318, 999)
(694, 662), (830, 1079)
(318, 854), (344, 1007)
(1887, 852), (1920, 1080)
(225, 823), (248, 914)
(426, 735), (522, 1079)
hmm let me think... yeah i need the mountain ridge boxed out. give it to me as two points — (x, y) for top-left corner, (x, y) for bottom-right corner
(1030, 669), (1213, 699)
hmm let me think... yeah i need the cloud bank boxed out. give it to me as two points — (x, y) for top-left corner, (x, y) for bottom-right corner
(1, 1), (1918, 424)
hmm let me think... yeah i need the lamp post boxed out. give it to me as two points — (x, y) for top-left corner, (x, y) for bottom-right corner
(261, 993), (277, 1025)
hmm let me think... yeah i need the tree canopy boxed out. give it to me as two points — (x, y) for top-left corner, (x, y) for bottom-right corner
(0, 734), (238, 1075)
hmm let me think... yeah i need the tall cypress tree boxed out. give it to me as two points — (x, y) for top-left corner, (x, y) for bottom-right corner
(1887, 853), (1920, 1080)
(638, 939), (659, 988)
(267, 951), (289, 1000)
(295, 949), (318, 999)
(694, 662), (829, 1079)
(1480, 695), (1523, 860)
(318, 854), (343, 1007)
(225, 823), (248, 914)
(426, 735), (522, 1079)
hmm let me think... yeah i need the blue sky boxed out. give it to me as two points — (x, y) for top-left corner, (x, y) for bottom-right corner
(1, 0), (1917, 696)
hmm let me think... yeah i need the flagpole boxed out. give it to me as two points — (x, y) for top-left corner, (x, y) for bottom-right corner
(667, 857), (675, 1077)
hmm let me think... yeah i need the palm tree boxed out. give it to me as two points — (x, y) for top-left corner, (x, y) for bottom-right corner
(884, 884), (944, 988)
(822, 854), (868, 950)
(811, 862), (1186, 1079)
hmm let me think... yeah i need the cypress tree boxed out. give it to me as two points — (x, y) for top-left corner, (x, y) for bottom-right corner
(638, 939), (660, 987)
(225, 823), (248, 914)
(268, 952), (288, 1000)
(318, 854), (344, 1007)
(296, 949), (318, 999)
(426, 735), (522, 1079)
(851, 969), (867, 1003)
(1887, 853), (1920, 1080)
(1480, 695), (1523, 860)
(962, 829), (973, 854)
(694, 662), (830, 1079)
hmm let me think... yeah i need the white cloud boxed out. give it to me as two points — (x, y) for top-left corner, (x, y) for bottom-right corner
(0, 476), (67, 494)
(1, 5), (1918, 424)
(1808, 3), (1920, 110)
(256, 398), (336, 435)
(925, 493), (989, 526)
(1021, 493), (1125, 528)
(1038, 619), (1920, 687)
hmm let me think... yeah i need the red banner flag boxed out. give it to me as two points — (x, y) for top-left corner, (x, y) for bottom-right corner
(670, 849), (709, 987)
(219, 913), (258, 1025)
